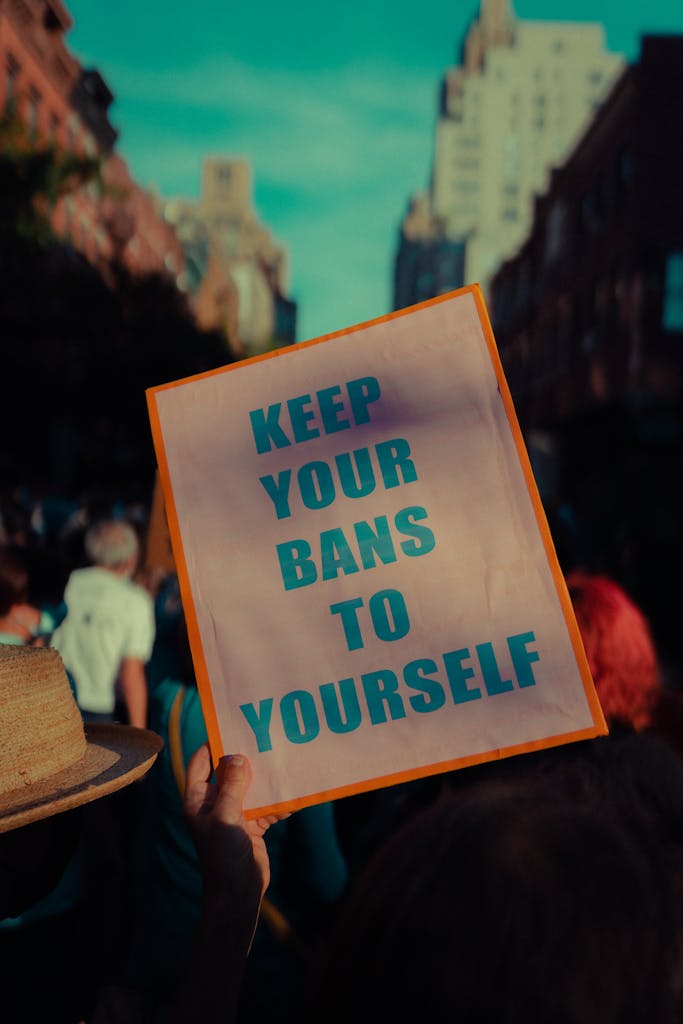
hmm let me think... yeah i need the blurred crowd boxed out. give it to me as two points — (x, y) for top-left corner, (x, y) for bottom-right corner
(1, 481), (683, 1023)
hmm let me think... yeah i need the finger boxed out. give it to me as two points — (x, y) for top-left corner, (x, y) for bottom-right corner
(186, 742), (212, 786)
(184, 743), (214, 814)
(254, 812), (289, 831)
(211, 754), (252, 825)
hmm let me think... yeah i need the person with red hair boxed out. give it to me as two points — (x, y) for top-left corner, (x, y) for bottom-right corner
(566, 571), (661, 732)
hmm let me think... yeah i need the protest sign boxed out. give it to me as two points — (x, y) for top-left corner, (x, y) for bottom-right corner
(146, 285), (606, 818)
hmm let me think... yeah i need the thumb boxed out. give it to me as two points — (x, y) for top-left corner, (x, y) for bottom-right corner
(212, 754), (252, 825)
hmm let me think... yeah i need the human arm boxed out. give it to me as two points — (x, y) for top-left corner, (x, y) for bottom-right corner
(118, 656), (148, 728)
(168, 744), (280, 1024)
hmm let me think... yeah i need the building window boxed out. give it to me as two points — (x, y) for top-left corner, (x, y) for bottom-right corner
(619, 148), (634, 185)
(49, 113), (60, 142)
(14, 0), (32, 25)
(44, 6), (63, 31)
(6, 54), (20, 106)
(454, 156), (479, 171)
(615, 146), (634, 211)
(67, 114), (78, 150)
(27, 86), (41, 134)
(502, 134), (520, 175)
(663, 252), (683, 332)
(545, 200), (567, 264)
(54, 57), (70, 85)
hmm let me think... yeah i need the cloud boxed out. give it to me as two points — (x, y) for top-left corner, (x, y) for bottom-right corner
(99, 53), (440, 339)
(106, 54), (437, 186)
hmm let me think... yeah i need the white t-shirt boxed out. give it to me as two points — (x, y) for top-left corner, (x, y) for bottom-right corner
(52, 567), (155, 714)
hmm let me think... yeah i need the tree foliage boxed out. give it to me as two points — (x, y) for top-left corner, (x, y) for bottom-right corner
(0, 131), (233, 504)
(0, 109), (101, 243)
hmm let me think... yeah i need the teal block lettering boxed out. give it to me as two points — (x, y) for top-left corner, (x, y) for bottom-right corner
(336, 448), (376, 499)
(361, 669), (406, 724)
(320, 678), (362, 733)
(396, 506), (436, 556)
(508, 631), (540, 688)
(239, 699), (274, 752)
(404, 658), (446, 713)
(321, 528), (360, 581)
(376, 438), (417, 488)
(329, 597), (364, 650)
(443, 648), (481, 703)
(280, 690), (320, 744)
(347, 376), (381, 424)
(354, 516), (397, 569)
(298, 461), (335, 510)
(476, 642), (514, 695)
(287, 394), (320, 443)
(249, 404), (290, 453)
(318, 385), (350, 433)
(259, 470), (292, 519)
(369, 589), (410, 641)
(277, 539), (318, 590)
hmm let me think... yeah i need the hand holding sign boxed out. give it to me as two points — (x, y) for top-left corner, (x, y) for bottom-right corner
(147, 285), (606, 818)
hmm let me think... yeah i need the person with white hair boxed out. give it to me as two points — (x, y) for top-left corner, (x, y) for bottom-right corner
(51, 519), (155, 728)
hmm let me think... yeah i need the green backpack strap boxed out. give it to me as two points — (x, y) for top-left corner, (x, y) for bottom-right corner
(168, 685), (187, 795)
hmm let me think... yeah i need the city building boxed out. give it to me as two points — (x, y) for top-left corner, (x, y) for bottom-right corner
(0, 0), (183, 281)
(393, 193), (466, 308)
(490, 35), (683, 436)
(489, 35), (683, 671)
(394, 0), (623, 310)
(164, 157), (297, 359)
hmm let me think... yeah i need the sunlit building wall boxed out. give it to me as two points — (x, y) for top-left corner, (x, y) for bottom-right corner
(0, 0), (183, 280)
(165, 157), (297, 359)
(490, 35), (683, 432)
(395, 0), (624, 307)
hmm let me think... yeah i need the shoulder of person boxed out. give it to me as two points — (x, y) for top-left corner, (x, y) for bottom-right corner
(124, 577), (155, 604)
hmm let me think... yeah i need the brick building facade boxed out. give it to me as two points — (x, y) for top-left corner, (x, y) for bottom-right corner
(0, 0), (183, 280)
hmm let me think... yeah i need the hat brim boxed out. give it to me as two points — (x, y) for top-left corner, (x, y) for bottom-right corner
(0, 724), (164, 833)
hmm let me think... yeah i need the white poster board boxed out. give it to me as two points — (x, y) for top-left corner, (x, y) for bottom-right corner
(147, 286), (606, 817)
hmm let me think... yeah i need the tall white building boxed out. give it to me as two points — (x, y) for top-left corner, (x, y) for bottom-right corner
(395, 0), (624, 304)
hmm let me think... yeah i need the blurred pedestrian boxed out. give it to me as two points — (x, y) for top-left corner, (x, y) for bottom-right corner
(564, 569), (683, 761)
(0, 543), (43, 645)
(51, 518), (155, 728)
(566, 570), (661, 731)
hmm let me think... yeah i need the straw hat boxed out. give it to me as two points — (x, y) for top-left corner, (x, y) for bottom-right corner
(0, 643), (163, 833)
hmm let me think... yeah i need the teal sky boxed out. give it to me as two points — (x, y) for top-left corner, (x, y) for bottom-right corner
(66, 1), (683, 342)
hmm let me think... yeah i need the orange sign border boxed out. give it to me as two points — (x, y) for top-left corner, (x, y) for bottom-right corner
(146, 284), (607, 819)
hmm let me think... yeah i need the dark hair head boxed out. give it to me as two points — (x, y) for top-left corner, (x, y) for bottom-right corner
(308, 777), (682, 1024)
(0, 545), (30, 616)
